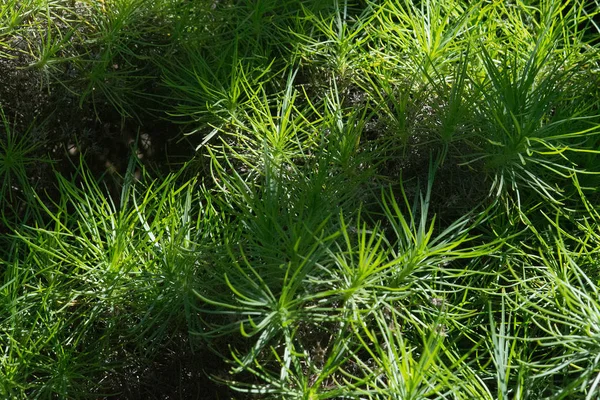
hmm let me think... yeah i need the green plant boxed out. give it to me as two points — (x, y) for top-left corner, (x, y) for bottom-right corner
(0, 109), (50, 225)
(0, 0), (42, 56)
(0, 158), (222, 397)
(193, 157), (496, 397)
(469, 41), (600, 206)
(372, 0), (476, 88)
(292, 0), (376, 87)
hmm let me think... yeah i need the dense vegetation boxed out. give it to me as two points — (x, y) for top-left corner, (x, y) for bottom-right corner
(1, 0), (600, 398)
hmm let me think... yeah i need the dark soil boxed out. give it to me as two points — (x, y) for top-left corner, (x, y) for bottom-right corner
(103, 336), (233, 400)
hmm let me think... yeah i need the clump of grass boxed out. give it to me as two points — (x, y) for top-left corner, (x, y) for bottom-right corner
(0, 159), (223, 397)
(0, 109), (52, 230)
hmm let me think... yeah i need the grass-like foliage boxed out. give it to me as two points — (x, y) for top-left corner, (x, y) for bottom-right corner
(1, 0), (600, 398)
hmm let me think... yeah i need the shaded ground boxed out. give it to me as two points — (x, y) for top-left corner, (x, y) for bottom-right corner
(104, 336), (233, 400)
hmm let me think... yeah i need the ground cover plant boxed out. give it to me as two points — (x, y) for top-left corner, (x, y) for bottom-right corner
(1, 0), (600, 398)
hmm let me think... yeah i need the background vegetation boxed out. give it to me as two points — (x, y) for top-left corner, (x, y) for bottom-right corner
(1, 0), (600, 398)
